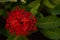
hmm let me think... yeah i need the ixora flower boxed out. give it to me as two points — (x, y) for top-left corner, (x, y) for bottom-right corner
(5, 7), (37, 36)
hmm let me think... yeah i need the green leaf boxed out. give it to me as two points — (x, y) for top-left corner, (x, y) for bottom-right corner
(51, 4), (60, 15)
(41, 28), (60, 39)
(0, 29), (14, 40)
(28, 0), (40, 15)
(5, 30), (15, 40)
(7, 35), (15, 40)
(7, 33), (29, 40)
(7, 32), (16, 40)
(37, 16), (60, 29)
(9, 0), (17, 2)
(31, 3), (40, 15)
(43, 0), (55, 8)
(0, 0), (17, 2)
(51, 0), (60, 4)
(13, 36), (29, 40)
(28, 0), (40, 8)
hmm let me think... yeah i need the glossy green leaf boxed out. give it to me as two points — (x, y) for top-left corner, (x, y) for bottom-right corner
(31, 3), (40, 15)
(51, 4), (60, 15)
(43, 0), (55, 8)
(28, 0), (40, 15)
(41, 28), (60, 39)
(28, 0), (40, 8)
(51, 0), (60, 4)
(37, 16), (60, 29)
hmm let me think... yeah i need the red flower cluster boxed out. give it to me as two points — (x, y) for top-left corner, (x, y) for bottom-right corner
(5, 7), (37, 36)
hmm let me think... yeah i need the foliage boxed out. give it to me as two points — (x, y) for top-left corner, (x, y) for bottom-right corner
(0, 0), (60, 40)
